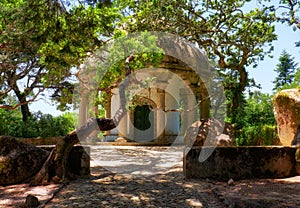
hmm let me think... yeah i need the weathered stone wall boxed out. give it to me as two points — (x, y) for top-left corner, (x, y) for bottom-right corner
(184, 147), (299, 181)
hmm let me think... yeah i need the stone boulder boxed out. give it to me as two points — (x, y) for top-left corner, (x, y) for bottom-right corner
(0, 136), (49, 185)
(184, 119), (234, 147)
(273, 89), (300, 145)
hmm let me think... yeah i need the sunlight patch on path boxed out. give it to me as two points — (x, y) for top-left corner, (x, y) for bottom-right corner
(89, 146), (183, 176)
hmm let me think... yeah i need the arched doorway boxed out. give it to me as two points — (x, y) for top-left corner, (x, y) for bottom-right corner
(133, 105), (154, 142)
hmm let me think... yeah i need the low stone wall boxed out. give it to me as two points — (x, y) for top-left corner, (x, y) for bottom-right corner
(184, 146), (300, 181)
(17, 137), (62, 145)
(38, 145), (90, 177)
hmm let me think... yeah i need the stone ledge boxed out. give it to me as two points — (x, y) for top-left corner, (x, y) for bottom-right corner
(17, 137), (63, 145)
(184, 146), (300, 181)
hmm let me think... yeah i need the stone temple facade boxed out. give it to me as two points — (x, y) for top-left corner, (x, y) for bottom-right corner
(103, 55), (211, 144)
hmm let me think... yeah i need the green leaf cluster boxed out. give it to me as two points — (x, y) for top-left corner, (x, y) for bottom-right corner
(0, 0), (121, 119)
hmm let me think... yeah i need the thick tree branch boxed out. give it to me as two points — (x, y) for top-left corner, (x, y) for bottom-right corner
(0, 89), (43, 110)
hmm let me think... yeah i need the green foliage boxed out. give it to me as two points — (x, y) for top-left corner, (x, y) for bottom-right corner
(235, 125), (279, 146)
(273, 50), (298, 90)
(0, 110), (76, 138)
(292, 68), (300, 88)
(0, 0), (298, 131)
(0, 0), (121, 115)
(278, 67), (300, 90)
(276, 0), (300, 29)
(243, 92), (276, 126)
(85, 31), (164, 110)
(233, 91), (278, 146)
(125, 0), (277, 68)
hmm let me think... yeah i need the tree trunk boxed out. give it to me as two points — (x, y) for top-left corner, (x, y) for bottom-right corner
(14, 89), (31, 122)
(30, 117), (120, 185)
(20, 103), (31, 122)
(31, 55), (132, 185)
(231, 66), (248, 124)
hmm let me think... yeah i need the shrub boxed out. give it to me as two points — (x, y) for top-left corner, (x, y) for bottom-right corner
(235, 125), (279, 146)
(0, 110), (76, 138)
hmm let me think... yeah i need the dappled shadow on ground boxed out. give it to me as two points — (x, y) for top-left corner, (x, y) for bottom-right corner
(46, 165), (224, 207)
(212, 176), (300, 208)
(0, 183), (61, 207)
(46, 164), (300, 208)
(89, 146), (184, 176)
(45, 145), (225, 207)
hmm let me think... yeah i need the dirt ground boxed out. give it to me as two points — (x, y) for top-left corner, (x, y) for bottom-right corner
(211, 176), (300, 207)
(1, 174), (300, 207)
(0, 183), (62, 207)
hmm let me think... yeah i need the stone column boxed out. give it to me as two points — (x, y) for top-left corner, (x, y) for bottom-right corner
(78, 93), (88, 127)
(156, 88), (167, 143)
(128, 110), (134, 140)
(104, 94), (112, 136)
(77, 63), (96, 128)
(198, 80), (210, 120)
(117, 112), (128, 140)
(180, 88), (197, 135)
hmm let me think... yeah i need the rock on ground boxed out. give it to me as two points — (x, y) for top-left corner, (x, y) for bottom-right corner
(184, 119), (234, 147)
(0, 136), (49, 185)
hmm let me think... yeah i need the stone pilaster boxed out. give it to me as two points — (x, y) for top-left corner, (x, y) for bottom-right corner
(180, 88), (197, 135)
(117, 112), (128, 140)
(78, 92), (88, 127)
(156, 88), (168, 144)
(104, 94), (112, 135)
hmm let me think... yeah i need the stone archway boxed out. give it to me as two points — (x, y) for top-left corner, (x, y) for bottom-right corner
(106, 54), (214, 142)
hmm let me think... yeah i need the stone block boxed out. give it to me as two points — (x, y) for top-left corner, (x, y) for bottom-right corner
(67, 146), (90, 176)
(184, 146), (298, 181)
(39, 145), (90, 177)
(184, 119), (234, 147)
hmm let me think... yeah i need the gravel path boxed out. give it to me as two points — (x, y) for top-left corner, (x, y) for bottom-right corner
(0, 183), (62, 207)
(45, 166), (224, 207)
(45, 146), (225, 207)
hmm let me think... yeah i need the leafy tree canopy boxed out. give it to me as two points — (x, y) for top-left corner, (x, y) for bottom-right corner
(0, 0), (299, 125)
(120, 0), (278, 123)
(0, 0), (121, 119)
